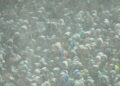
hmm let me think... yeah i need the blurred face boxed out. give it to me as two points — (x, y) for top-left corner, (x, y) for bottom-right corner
(96, 56), (101, 63)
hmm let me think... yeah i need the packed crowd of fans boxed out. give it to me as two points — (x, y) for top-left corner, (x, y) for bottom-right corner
(0, 0), (120, 86)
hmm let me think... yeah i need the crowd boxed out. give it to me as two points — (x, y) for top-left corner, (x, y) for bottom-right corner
(0, 0), (120, 86)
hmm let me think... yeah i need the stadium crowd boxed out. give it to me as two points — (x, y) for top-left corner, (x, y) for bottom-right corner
(0, 0), (120, 86)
